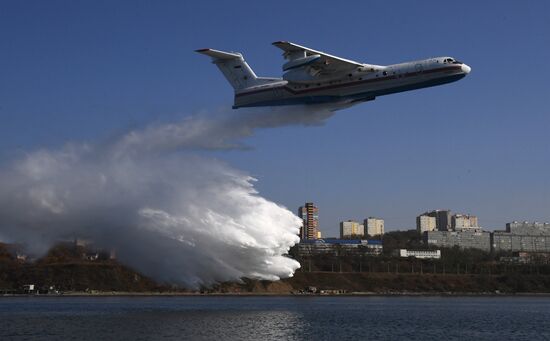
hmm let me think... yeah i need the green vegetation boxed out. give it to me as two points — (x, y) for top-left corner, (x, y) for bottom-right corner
(285, 272), (550, 294)
(0, 242), (162, 292)
(3, 240), (550, 294)
(283, 231), (550, 293)
(381, 229), (425, 253)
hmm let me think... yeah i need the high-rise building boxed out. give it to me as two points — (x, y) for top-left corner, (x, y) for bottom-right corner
(417, 215), (437, 234)
(452, 214), (478, 230)
(364, 217), (384, 236)
(298, 202), (319, 240)
(340, 220), (365, 238)
(422, 210), (452, 231)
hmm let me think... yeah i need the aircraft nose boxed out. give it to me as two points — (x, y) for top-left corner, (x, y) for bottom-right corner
(461, 64), (471, 74)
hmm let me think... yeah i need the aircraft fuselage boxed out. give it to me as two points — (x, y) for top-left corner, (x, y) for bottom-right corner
(234, 57), (471, 110)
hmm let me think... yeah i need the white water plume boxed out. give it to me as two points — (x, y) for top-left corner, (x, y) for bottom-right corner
(0, 105), (334, 288)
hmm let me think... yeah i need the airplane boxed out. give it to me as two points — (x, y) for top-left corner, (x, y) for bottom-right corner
(196, 41), (471, 111)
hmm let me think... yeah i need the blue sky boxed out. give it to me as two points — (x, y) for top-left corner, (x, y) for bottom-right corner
(1, 0), (549, 235)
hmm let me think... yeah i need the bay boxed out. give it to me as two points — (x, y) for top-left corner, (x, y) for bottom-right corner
(1, 296), (549, 340)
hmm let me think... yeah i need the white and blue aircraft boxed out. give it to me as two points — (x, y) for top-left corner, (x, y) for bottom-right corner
(196, 41), (471, 111)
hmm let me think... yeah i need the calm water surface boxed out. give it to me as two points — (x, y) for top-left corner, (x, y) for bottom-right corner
(1, 296), (549, 340)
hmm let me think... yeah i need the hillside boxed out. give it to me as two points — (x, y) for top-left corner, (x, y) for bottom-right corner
(3, 243), (550, 294)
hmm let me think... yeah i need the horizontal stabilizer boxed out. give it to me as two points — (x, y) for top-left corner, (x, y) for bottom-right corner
(195, 48), (242, 60)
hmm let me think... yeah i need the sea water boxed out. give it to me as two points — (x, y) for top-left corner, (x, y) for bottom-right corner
(1, 296), (549, 340)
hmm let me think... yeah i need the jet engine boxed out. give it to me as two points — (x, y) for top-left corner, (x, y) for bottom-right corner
(282, 54), (321, 71)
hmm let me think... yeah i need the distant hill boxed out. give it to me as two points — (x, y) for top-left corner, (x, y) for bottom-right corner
(3, 242), (550, 294)
(0, 242), (162, 292)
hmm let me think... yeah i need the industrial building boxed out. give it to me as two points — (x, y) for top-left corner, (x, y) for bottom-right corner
(364, 217), (384, 236)
(293, 239), (383, 256)
(298, 202), (319, 240)
(340, 220), (364, 238)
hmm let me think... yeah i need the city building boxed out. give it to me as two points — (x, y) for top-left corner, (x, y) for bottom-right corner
(417, 215), (437, 234)
(423, 221), (550, 254)
(421, 210), (452, 231)
(298, 202), (319, 240)
(425, 228), (491, 252)
(506, 221), (550, 235)
(364, 217), (384, 236)
(340, 220), (364, 238)
(492, 221), (550, 253)
(452, 214), (479, 230)
(294, 239), (383, 256)
(396, 249), (441, 259)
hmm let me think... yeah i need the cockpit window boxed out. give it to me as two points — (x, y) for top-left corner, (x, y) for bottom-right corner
(444, 57), (462, 64)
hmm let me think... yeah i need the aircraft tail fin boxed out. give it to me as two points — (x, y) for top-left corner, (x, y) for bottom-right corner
(196, 48), (278, 90)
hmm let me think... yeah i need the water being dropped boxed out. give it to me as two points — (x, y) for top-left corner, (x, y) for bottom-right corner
(0, 105), (334, 288)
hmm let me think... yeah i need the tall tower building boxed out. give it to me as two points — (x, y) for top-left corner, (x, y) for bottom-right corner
(417, 215), (437, 234)
(298, 202), (319, 240)
(452, 214), (479, 230)
(340, 220), (365, 238)
(422, 210), (452, 231)
(364, 217), (385, 237)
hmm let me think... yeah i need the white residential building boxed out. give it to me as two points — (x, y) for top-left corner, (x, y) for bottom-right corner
(365, 217), (384, 236)
(417, 215), (437, 233)
(452, 214), (478, 230)
(340, 220), (364, 238)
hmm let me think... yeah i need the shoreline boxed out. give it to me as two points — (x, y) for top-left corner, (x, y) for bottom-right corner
(4, 291), (550, 298)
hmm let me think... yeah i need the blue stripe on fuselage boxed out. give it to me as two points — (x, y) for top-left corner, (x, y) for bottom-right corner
(234, 74), (466, 108)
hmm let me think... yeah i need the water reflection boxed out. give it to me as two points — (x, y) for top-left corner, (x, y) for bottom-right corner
(1, 296), (550, 340)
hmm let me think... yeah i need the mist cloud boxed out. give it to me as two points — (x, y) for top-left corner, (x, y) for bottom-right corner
(0, 105), (334, 288)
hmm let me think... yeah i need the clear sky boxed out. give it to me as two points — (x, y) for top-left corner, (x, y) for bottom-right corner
(1, 0), (549, 236)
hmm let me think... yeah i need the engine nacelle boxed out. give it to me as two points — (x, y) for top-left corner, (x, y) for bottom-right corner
(282, 54), (321, 71)
(282, 68), (321, 83)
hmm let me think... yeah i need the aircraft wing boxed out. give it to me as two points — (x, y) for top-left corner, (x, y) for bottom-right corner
(272, 41), (365, 74)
